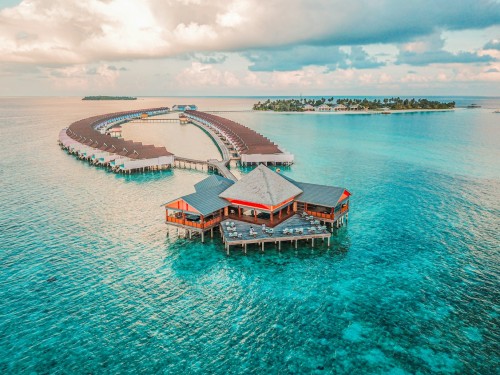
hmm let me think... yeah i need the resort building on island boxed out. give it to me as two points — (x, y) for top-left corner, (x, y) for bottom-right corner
(348, 104), (368, 111)
(163, 164), (350, 252)
(172, 104), (198, 111)
(333, 104), (348, 111)
(315, 104), (332, 112)
(303, 104), (315, 111)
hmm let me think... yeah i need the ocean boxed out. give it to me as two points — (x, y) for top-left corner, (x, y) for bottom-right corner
(1, 97), (499, 374)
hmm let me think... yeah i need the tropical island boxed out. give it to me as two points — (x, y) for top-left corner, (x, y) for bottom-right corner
(253, 97), (455, 112)
(82, 96), (137, 101)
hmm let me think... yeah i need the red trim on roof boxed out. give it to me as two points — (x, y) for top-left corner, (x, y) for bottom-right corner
(226, 199), (271, 210)
(338, 190), (351, 203)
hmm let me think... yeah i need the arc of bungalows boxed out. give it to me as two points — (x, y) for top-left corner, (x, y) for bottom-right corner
(58, 106), (295, 175)
(58, 107), (174, 173)
(185, 110), (294, 166)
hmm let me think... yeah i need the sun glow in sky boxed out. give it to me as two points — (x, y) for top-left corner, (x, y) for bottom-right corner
(0, 0), (499, 96)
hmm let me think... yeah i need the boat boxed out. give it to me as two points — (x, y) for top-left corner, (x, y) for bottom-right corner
(466, 104), (481, 108)
(493, 110), (500, 113)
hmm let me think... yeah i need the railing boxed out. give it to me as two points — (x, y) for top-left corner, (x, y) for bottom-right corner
(226, 210), (295, 228)
(306, 210), (334, 220)
(166, 216), (222, 229)
(306, 205), (349, 221)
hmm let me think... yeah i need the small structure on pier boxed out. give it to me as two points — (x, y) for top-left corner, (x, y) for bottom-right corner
(163, 164), (350, 251)
(185, 110), (294, 166)
(58, 107), (174, 173)
(179, 113), (189, 124)
(172, 104), (198, 111)
(163, 175), (235, 242)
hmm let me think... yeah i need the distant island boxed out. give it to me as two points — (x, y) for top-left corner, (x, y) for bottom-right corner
(82, 96), (137, 101)
(253, 97), (455, 112)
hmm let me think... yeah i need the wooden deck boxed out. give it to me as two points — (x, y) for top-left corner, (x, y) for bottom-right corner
(220, 214), (332, 254)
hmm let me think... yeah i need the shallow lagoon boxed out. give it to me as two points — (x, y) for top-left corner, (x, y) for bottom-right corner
(1, 97), (499, 373)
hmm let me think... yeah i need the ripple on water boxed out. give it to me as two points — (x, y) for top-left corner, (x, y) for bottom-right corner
(1, 97), (499, 374)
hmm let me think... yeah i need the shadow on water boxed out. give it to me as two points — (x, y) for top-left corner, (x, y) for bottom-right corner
(113, 169), (175, 183)
(165, 227), (352, 281)
(238, 164), (292, 173)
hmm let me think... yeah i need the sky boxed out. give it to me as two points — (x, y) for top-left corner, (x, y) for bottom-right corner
(0, 0), (499, 96)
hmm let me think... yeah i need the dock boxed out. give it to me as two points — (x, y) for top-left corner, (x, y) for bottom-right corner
(131, 118), (180, 123)
(58, 107), (174, 173)
(163, 165), (350, 252)
(220, 214), (332, 254)
(185, 110), (294, 166)
(59, 104), (294, 177)
(173, 157), (237, 181)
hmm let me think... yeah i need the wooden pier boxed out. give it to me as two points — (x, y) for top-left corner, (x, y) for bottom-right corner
(163, 165), (350, 253)
(220, 215), (333, 255)
(185, 110), (294, 166)
(173, 156), (238, 181)
(131, 118), (180, 123)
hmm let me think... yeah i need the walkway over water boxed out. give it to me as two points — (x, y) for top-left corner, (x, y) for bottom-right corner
(59, 107), (174, 173)
(59, 107), (291, 178)
(173, 157), (238, 182)
(185, 110), (294, 166)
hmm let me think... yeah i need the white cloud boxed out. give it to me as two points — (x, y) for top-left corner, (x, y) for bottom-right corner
(0, 0), (499, 95)
(1, 0), (499, 65)
(176, 62), (240, 87)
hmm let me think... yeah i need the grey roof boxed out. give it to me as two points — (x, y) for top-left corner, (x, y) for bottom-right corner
(219, 164), (302, 206)
(194, 175), (234, 192)
(182, 186), (231, 216)
(280, 174), (349, 207)
(294, 182), (347, 207)
(164, 175), (234, 216)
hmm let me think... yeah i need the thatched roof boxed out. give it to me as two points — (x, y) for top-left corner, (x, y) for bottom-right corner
(219, 164), (302, 206)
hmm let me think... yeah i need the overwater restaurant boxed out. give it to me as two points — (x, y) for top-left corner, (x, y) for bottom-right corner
(163, 165), (350, 244)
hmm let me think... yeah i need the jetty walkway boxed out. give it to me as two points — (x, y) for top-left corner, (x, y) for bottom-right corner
(58, 107), (292, 179)
(59, 108), (175, 173)
(185, 111), (294, 166)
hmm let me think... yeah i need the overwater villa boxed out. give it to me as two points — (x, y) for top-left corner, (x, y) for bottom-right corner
(58, 107), (174, 173)
(163, 164), (350, 253)
(315, 104), (332, 112)
(172, 104), (198, 111)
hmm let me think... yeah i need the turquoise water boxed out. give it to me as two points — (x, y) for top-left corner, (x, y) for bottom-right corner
(1, 97), (499, 374)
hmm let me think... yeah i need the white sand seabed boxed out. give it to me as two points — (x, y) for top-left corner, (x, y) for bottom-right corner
(120, 113), (222, 161)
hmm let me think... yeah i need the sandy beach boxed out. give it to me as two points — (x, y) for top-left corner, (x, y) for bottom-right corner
(254, 108), (455, 115)
(121, 112), (221, 161)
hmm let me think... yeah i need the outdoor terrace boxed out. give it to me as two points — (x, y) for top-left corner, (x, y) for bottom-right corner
(220, 214), (332, 254)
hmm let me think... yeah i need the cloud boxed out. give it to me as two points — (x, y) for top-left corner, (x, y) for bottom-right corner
(0, 0), (499, 65)
(349, 46), (384, 69)
(107, 65), (127, 71)
(243, 46), (348, 72)
(41, 63), (122, 90)
(176, 62), (240, 88)
(484, 39), (500, 50)
(177, 52), (228, 64)
(485, 67), (499, 73)
(242, 45), (384, 72)
(396, 33), (496, 66)
(398, 50), (495, 65)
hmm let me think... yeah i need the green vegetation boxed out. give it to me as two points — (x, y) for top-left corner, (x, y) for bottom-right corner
(82, 96), (137, 101)
(253, 97), (455, 111)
